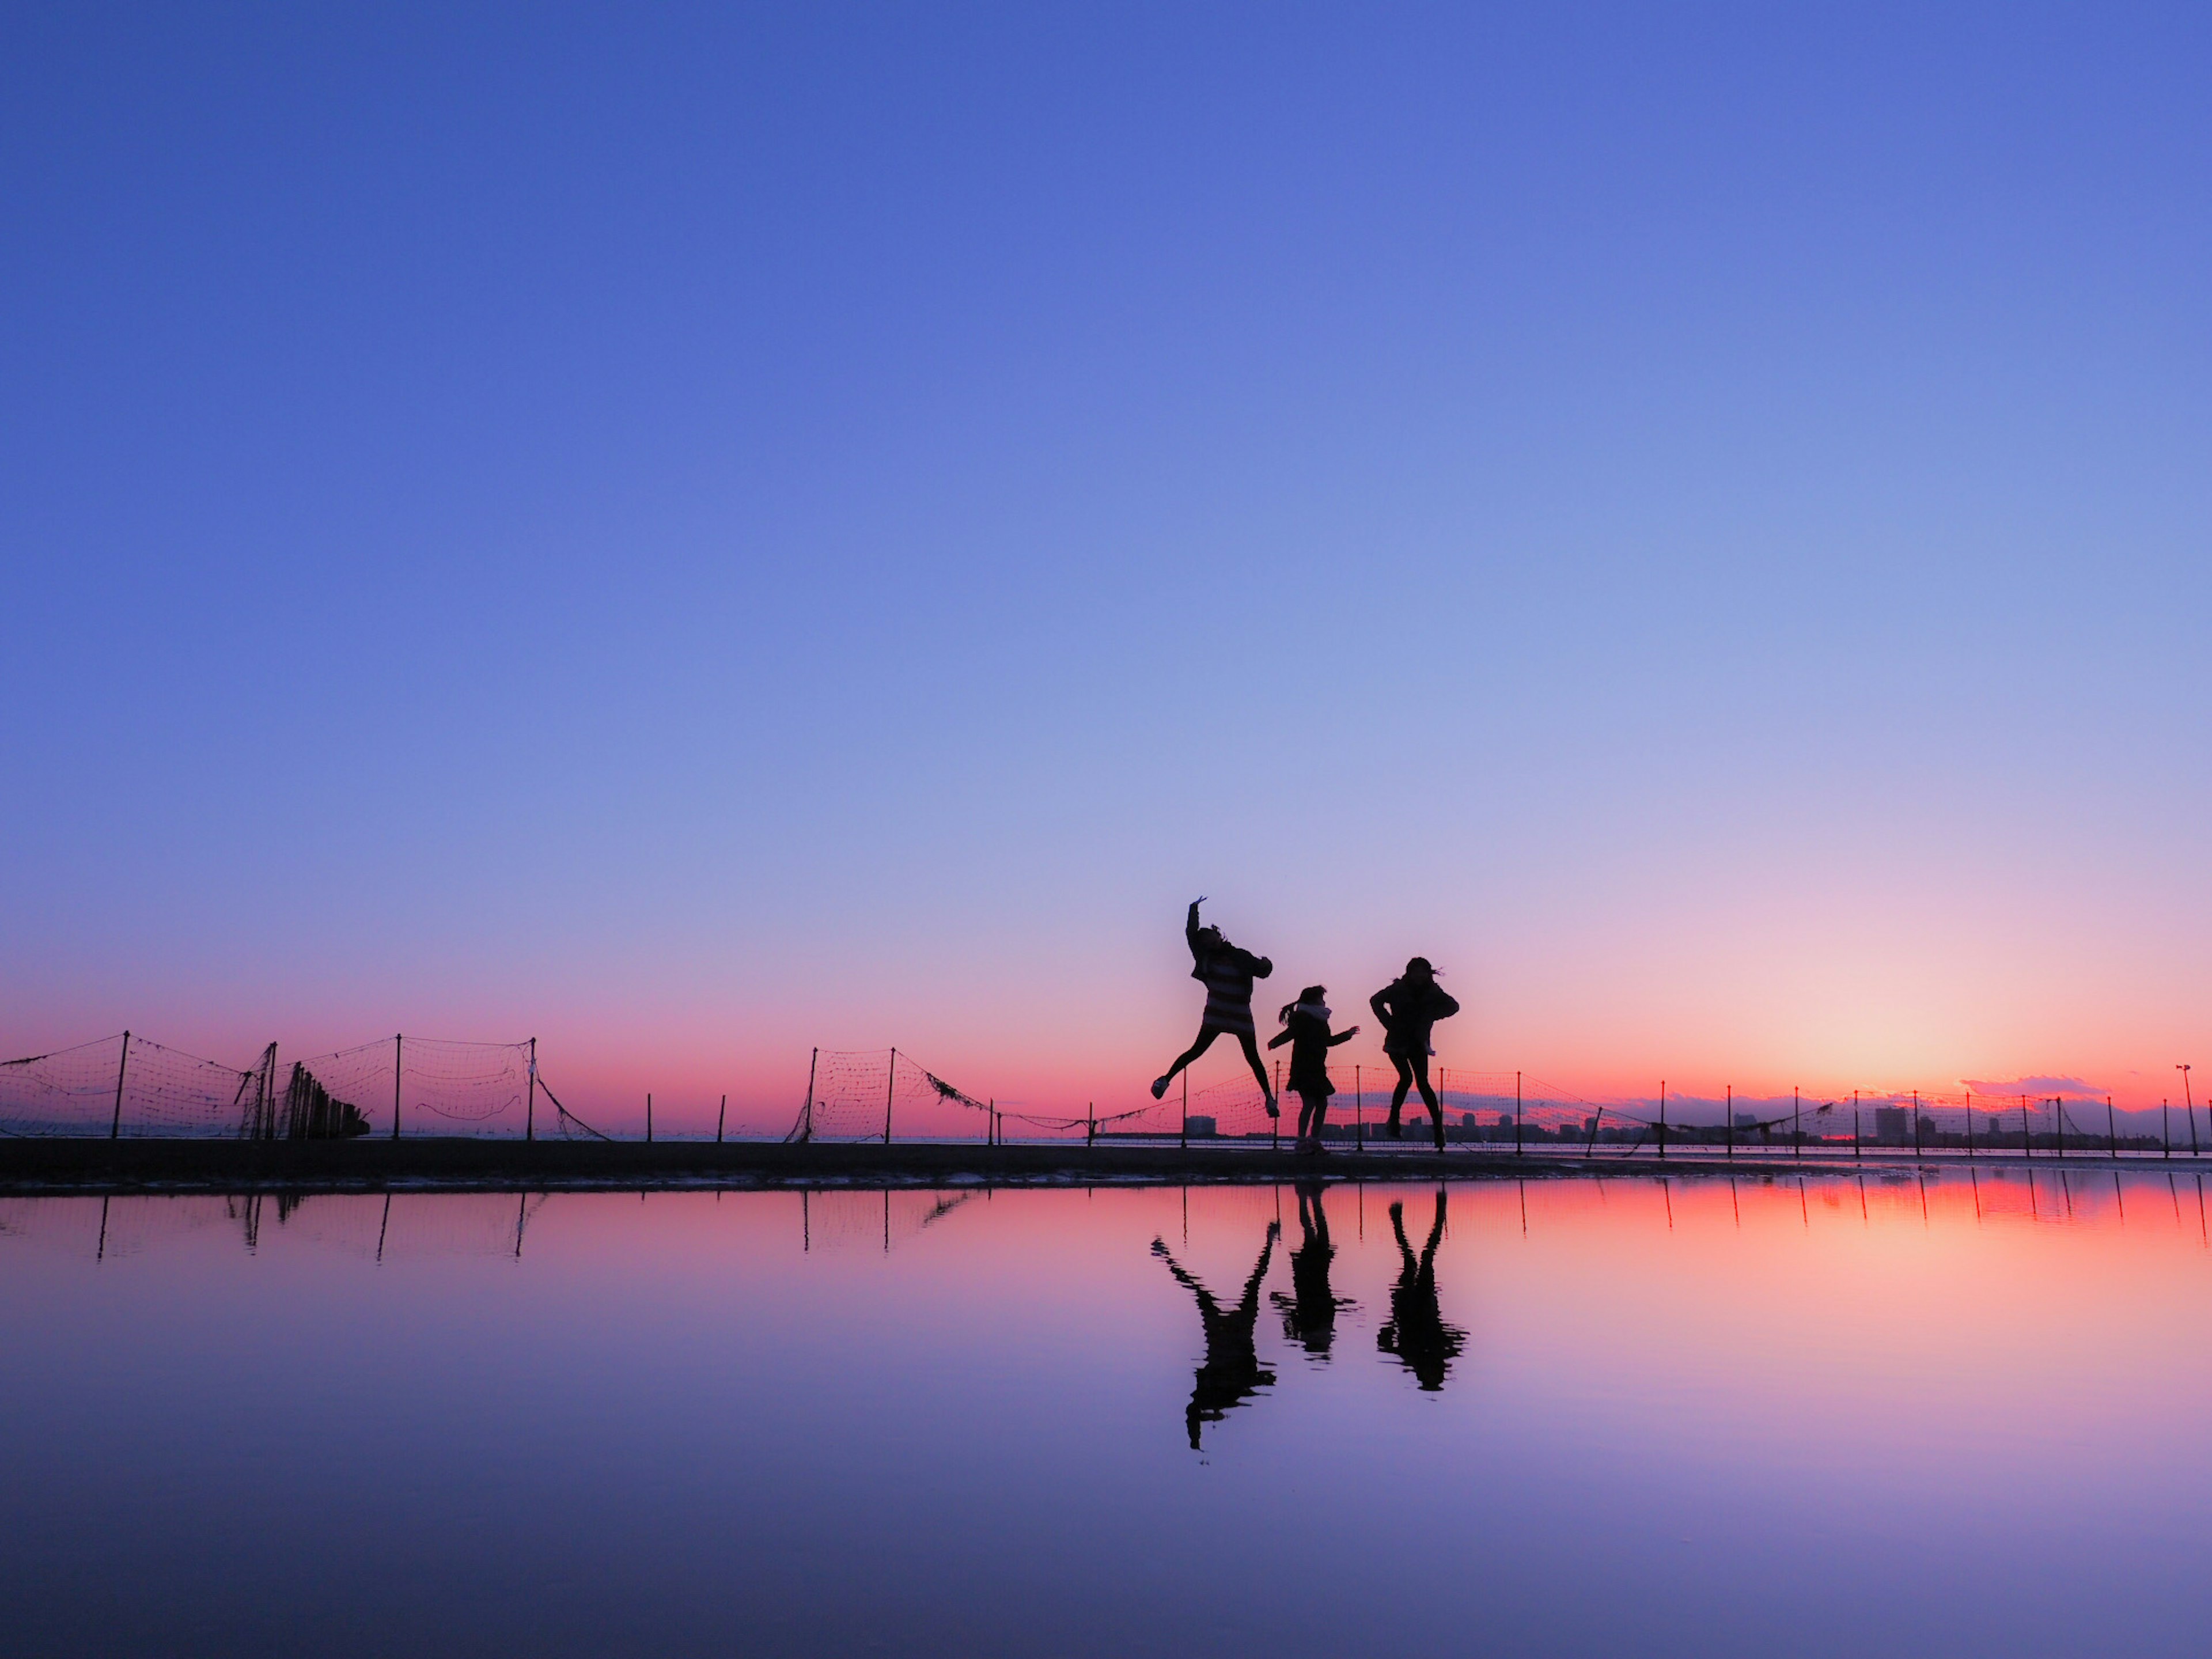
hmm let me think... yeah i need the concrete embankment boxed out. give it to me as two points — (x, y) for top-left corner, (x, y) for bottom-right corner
(0, 1135), (2006, 1194)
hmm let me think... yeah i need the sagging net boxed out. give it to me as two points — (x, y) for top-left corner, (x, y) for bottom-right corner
(785, 1049), (993, 1142)
(0, 1033), (268, 1139)
(287, 1037), (533, 1138)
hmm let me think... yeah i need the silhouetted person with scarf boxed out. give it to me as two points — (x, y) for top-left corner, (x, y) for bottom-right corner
(1377, 1191), (1465, 1391)
(1267, 985), (1358, 1153)
(1153, 897), (1277, 1115)
(1152, 1222), (1279, 1448)
(1370, 956), (1460, 1148)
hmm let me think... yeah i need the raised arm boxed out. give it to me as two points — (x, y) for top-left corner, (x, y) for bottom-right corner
(1327, 1025), (1361, 1047)
(1185, 899), (1203, 950)
(1266, 1027), (1294, 1050)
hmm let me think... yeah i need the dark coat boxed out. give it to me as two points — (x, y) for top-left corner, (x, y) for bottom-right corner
(1370, 977), (1461, 1058)
(1267, 1010), (1354, 1097)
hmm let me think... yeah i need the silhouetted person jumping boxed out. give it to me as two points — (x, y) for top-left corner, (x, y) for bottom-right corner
(1267, 986), (1358, 1153)
(1152, 897), (1276, 1115)
(1377, 1191), (1465, 1392)
(1153, 1222), (1279, 1449)
(1370, 956), (1460, 1148)
(1271, 1179), (1350, 1357)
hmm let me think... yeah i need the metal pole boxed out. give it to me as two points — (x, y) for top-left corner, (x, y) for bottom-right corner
(1585, 1105), (1602, 1158)
(1658, 1081), (1666, 1161)
(1726, 1084), (1734, 1161)
(884, 1048), (896, 1145)
(804, 1047), (817, 1142)
(1966, 1092), (1974, 1158)
(2109, 1096), (2119, 1161)
(1794, 1086), (1801, 1160)
(1853, 1091), (1861, 1161)
(717, 1093), (726, 1145)
(108, 1030), (131, 1140)
(646, 1092), (653, 1143)
(1913, 1090), (1922, 1156)
(2181, 1066), (2196, 1158)
(1181, 1071), (1188, 1150)
(1515, 1070), (1523, 1158)
(1354, 1065), (1362, 1147)
(525, 1037), (536, 1142)
(392, 1033), (402, 1141)
(1087, 1103), (1096, 1149)
(2022, 1096), (2031, 1160)
(2055, 1097), (2064, 1161)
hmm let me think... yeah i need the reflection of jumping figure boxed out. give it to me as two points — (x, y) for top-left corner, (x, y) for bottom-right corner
(1377, 1192), (1465, 1391)
(1153, 899), (1276, 1113)
(1266, 986), (1358, 1153)
(1152, 1223), (1279, 1449)
(1271, 1180), (1351, 1357)
(1370, 957), (1460, 1148)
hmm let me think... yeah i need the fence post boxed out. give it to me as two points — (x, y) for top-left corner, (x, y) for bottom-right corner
(1794, 1086), (1801, 1160)
(2055, 1097), (2064, 1161)
(1853, 1092), (1861, 1161)
(646, 1093), (653, 1144)
(1180, 1072), (1188, 1150)
(884, 1048), (896, 1145)
(1726, 1085), (1734, 1161)
(526, 1037), (537, 1142)
(1965, 1092), (1974, 1158)
(2022, 1096), (2031, 1160)
(717, 1093), (726, 1145)
(2108, 1096), (2119, 1161)
(2164, 1100), (2171, 1160)
(1585, 1106), (1602, 1158)
(1657, 1081), (1666, 1161)
(392, 1033), (402, 1141)
(1913, 1090), (1922, 1156)
(1355, 1065), (1362, 1148)
(1515, 1070), (1523, 1158)
(1087, 1103), (1096, 1149)
(107, 1030), (131, 1140)
(803, 1047), (817, 1142)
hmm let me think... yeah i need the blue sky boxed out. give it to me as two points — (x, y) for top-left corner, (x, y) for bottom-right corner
(6, 5), (2210, 1122)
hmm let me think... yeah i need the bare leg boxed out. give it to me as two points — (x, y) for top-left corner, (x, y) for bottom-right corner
(1389, 1056), (1414, 1135)
(1234, 1030), (1277, 1112)
(1158, 1025), (1223, 1089)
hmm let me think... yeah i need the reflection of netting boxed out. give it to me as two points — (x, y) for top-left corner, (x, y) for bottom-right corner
(291, 1037), (531, 1138)
(0, 1033), (262, 1138)
(798, 1186), (980, 1251)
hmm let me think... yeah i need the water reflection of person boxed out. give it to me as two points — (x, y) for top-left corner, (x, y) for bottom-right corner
(1377, 1191), (1465, 1391)
(1152, 1222), (1279, 1449)
(1271, 1180), (1351, 1357)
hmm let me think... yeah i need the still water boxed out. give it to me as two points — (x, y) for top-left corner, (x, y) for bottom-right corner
(5, 1169), (2210, 1657)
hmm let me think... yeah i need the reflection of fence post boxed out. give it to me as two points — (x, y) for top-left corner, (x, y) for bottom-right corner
(1515, 1071), (1523, 1158)
(526, 1037), (536, 1142)
(392, 1033), (402, 1141)
(108, 1030), (131, 1140)
(884, 1049), (897, 1145)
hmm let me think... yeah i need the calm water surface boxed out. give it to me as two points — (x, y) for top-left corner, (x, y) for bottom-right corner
(5, 1169), (2210, 1657)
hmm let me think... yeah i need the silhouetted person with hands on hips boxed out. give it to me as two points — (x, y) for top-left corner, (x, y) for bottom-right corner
(1153, 897), (1277, 1116)
(1153, 1223), (1279, 1449)
(1266, 985), (1358, 1153)
(1377, 1191), (1465, 1392)
(1370, 956), (1460, 1149)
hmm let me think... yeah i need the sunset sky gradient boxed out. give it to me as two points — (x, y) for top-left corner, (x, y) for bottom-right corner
(6, 6), (2210, 1130)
